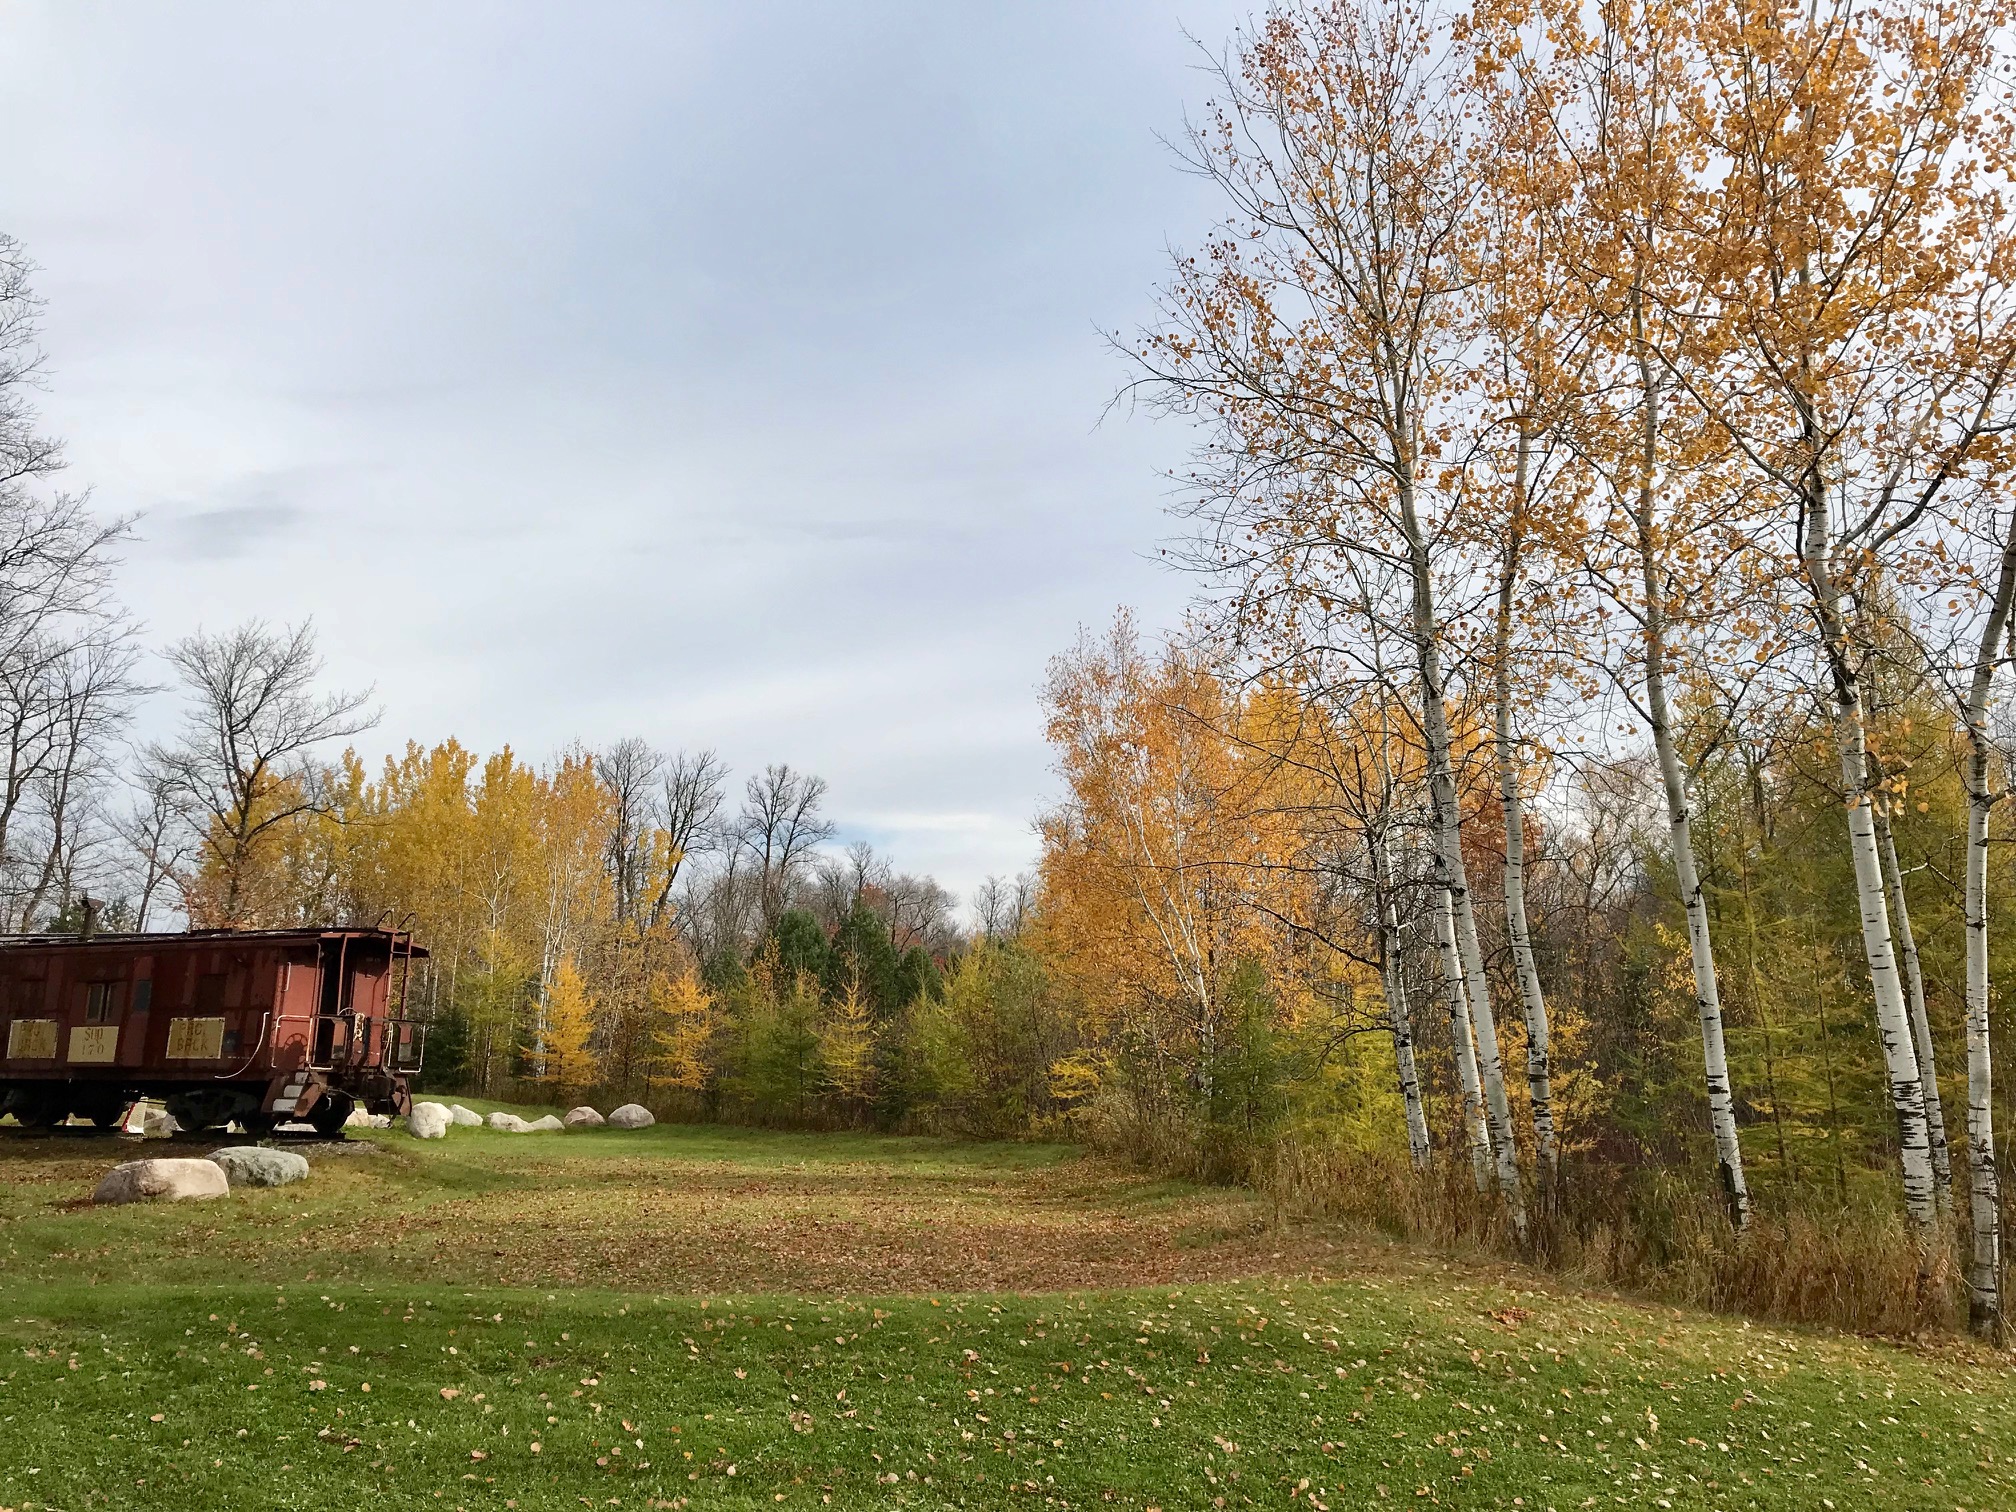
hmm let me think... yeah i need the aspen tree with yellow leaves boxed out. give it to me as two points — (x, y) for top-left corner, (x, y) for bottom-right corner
(1039, 618), (1294, 1143)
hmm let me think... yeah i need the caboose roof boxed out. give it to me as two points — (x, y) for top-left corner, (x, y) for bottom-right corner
(0, 927), (429, 958)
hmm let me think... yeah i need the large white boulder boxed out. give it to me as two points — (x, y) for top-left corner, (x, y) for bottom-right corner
(607, 1104), (655, 1130)
(407, 1102), (453, 1140)
(449, 1104), (482, 1127)
(527, 1114), (565, 1132)
(563, 1105), (605, 1129)
(208, 1147), (311, 1188)
(93, 1158), (229, 1205)
(486, 1111), (531, 1133)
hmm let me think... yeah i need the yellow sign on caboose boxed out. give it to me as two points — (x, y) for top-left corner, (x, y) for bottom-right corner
(165, 1016), (225, 1060)
(5, 1018), (58, 1059)
(67, 1025), (119, 1064)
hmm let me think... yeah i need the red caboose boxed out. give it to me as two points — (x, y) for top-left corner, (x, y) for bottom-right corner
(0, 927), (426, 1137)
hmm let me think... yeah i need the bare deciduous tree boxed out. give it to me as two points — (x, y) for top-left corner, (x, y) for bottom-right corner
(734, 763), (834, 928)
(649, 748), (728, 928)
(146, 620), (375, 927)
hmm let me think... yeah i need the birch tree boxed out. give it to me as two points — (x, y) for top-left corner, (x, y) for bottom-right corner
(1917, 493), (2016, 1336)
(1133, 0), (1529, 1236)
(1655, 0), (2016, 1231)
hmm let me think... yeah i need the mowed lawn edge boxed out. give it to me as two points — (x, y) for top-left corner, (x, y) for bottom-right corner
(1, 1116), (2013, 1510)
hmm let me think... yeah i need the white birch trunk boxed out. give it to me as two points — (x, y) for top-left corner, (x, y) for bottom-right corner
(1494, 498), (1559, 1190)
(1377, 836), (1433, 1171)
(1630, 341), (1751, 1227)
(1875, 804), (1953, 1213)
(1962, 737), (2003, 1336)
(1402, 477), (1528, 1238)
(1436, 886), (1493, 1193)
(1802, 487), (1937, 1231)
(1957, 523), (2016, 1337)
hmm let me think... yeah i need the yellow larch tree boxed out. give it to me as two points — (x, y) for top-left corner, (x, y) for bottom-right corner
(534, 955), (598, 1094)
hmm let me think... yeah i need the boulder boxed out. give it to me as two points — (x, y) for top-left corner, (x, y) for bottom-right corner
(563, 1106), (605, 1129)
(486, 1111), (531, 1133)
(208, 1146), (311, 1188)
(449, 1104), (483, 1127)
(93, 1158), (229, 1205)
(607, 1103), (655, 1130)
(140, 1107), (181, 1139)
(527, 1114), (565, 1132)
(407, 1102), (453, 1140)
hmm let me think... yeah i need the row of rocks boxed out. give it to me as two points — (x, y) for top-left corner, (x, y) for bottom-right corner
(405, 1101), (655, 1139)
(92, 1146), (311, 1205)
(116, 1103), (391, 1138)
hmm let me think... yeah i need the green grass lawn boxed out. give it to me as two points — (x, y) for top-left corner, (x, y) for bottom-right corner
(1, 1103), (2012, 1510)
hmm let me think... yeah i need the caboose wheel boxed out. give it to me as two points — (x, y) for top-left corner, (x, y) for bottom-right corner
(308, 1093), (353, 1138)
(165, 1092), (226, 1134)
(238, 1112), (279, 1139)
(11, 1093), (65, 1129)
(79, 1096), (130, 1130)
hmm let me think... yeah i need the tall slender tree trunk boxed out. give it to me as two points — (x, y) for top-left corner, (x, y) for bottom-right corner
(1874, 802), (1953, 1213)
(1493, 447), (1559, 1194)
(1436, 886), (1493, 1194)
(1620, 397), (1749, 1225)
(1401, 467), (1527, 1239)
(1956, 521), (2016, 1338)
(1801, 481), (1936, 1232)
(1630, 338), (1751, 1228)
(1376, 833), (1433, 1171)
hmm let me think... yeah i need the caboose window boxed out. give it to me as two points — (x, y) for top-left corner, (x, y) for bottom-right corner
(195, 973), (225, 1012)
(84, 982), (118, 1024)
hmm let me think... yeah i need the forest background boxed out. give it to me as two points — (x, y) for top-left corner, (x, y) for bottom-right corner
(6, 0), (2016, 1344)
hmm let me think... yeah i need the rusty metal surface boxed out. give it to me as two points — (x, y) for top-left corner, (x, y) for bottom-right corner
(0, 927), (422, 1120)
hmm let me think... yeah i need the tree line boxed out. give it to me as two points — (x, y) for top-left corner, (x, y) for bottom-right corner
(1045, 0), (2016, 1340)
(14, 0), (2016, 1340)
(0, 230), (1071, 1135)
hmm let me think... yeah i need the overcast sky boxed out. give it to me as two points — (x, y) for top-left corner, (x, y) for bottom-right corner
(0, 1), (1247, 907)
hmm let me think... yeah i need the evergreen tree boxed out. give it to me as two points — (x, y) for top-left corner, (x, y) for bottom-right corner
(823, 899), (900, 1014)
(765, 908), (833, 981)
(894, 944), (941, 1008)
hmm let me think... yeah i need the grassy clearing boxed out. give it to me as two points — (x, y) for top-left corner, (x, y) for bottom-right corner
(1, 1106), (2012, 1510)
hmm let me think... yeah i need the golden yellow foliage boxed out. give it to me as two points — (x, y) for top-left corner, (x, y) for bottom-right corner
(532, 955), (597, 1092)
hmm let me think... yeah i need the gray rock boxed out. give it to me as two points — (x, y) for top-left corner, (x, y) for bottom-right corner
(606, 1103), (655, 1130)
(93, 1157), (229, 1205)
(208, 1146), (311, 1188)
(563, 1105), (605, 1129)
(486, 1111), (531, 1133)
(407, 1102), (452, 1140)
(449, 1104), (482, 1127)
(527, 1114), (565, 1132)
